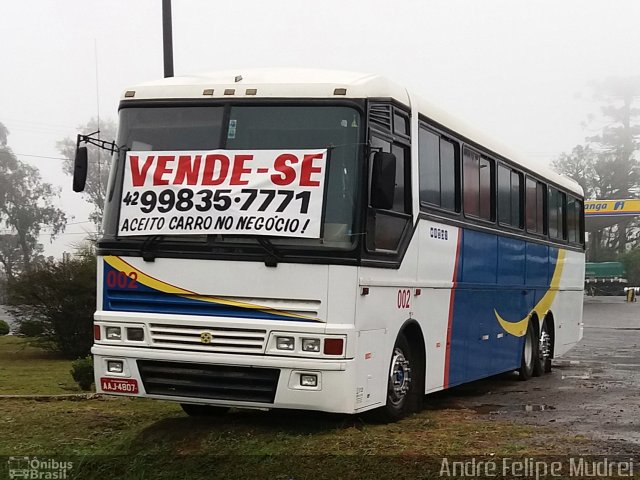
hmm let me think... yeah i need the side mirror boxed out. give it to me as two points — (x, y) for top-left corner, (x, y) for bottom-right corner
(370, 151), (396, 210)
(73, 146), (88, 192)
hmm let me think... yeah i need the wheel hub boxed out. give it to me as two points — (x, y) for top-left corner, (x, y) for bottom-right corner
(539, 330), (551, 359)
(389, 348), (412, 405)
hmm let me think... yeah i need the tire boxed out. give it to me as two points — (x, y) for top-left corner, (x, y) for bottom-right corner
(518, 320), (537, 381)
(533, 319), (552, 376)
(180, 403), (230, 417)
(540, 320), (553, 374)
(369, 334), (421, 423)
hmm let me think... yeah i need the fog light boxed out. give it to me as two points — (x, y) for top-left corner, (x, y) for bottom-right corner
(106, 327), (122, 340)
(276, 336), (295, 350)
(300, 374), (317, 387)
(302, 338), (320, 352)
(107, 360), (124, 373)
(127, 327), (144, 341)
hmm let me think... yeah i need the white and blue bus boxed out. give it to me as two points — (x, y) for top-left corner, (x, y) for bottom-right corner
(80, 69), (585, 421)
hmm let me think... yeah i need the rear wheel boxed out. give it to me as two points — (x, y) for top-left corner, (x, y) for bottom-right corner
(370, 334), (421, 423)
(518, 320), (537, 380)
(180, 403), (230, 417)
(538, 320), (553, 374)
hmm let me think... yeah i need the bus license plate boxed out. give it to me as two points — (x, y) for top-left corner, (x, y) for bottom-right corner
(100, 377), (139, 394)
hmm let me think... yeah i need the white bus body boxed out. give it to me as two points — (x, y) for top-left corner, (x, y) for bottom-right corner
(92, 69), (585, 420)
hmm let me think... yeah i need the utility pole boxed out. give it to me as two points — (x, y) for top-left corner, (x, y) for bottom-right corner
(162, 0), (174, 78)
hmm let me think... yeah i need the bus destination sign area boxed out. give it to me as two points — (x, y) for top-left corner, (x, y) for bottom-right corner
(117, 149), (328, 238)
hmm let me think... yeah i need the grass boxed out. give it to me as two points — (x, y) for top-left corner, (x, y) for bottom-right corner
(0, 397), (591, 479)
(0, 336), (595, 479)
(0, 336), (81, 395)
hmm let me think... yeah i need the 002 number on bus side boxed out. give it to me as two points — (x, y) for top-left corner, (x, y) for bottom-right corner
(105, 270), (138, 289)
(397, 289), (411, 309)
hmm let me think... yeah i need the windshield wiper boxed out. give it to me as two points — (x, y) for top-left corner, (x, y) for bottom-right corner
(256, 237), (281, 267)
(141, 235), (163, 262)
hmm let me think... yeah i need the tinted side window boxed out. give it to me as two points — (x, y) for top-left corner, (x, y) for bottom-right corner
(463, 147), (493, 220)
(440, 139), (457, 211)
(498, 165), (511, 225)
(419, 127), (458, 212)
(548, 188), (566, 240)
(479, 157), (493, 220)
(391, 143), (409, 213)
(498, 165), (522, 228)
(511, 171), (522, 228)
(567, 196), (578, 243)
(463, 148), (480, 217)
(526, 177), (547, 235)
(566, 196), (584, 245)
(419, 128), (440, 205)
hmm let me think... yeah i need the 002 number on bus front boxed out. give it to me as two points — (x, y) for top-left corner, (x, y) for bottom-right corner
(105, 270), (138, 289)
(122, 188), (311, 215)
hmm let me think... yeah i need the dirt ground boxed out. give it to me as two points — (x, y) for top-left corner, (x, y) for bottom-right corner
(427, 295), (640, 455)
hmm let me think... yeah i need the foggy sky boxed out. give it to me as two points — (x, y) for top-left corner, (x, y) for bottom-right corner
(1, 0), (639, 257)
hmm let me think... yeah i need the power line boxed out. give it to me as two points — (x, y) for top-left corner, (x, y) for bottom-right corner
(14, 153), (68, 161)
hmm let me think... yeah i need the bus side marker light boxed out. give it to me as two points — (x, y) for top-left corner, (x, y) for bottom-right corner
(323, 338), (344, 355)
(94, 325), (101, 341)
(415, 288), (422, 296)
(361, 287), (369, 296)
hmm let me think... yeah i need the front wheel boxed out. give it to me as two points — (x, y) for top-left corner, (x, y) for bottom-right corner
(518, 320), (537, 381)
(369, 334), (421, 423)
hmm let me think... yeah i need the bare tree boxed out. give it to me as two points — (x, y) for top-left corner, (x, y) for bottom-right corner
(57, 118), (117, 227)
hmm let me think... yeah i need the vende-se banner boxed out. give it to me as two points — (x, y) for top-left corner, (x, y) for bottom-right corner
(117, 149), (328, 238)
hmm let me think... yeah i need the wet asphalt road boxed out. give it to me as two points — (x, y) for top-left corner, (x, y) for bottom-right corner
(429, 296), (640, 454)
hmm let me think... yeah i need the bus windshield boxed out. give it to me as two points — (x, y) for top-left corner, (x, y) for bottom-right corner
(102, 105), (363, 252)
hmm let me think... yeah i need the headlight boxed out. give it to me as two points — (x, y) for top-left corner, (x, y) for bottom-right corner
(301, 338), (320, 352)
(126, 327), (144, 341)
(276, 336), (295, 351)
(105, 327), (122, 341)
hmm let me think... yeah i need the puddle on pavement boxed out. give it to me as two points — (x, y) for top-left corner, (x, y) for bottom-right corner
(562, 374), (592, 380)
(470, 403), (557, 414)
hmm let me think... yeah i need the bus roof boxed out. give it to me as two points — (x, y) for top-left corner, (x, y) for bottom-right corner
(122, 68), (582, 196)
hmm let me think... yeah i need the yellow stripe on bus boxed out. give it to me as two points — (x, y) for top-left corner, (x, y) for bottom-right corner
(103, 256), (321, 321)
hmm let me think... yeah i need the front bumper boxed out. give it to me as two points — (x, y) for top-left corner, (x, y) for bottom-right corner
(92, 344), (360, 414)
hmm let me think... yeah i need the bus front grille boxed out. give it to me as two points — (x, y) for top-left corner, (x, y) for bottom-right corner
(137, 360), (280, 403)
(148, 323), (267, 354)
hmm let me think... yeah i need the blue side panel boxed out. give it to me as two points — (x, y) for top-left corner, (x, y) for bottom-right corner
(461, 230), (497, 284)
(525, 242), (548, 287)
(102, 263), (316, 322)
(447, 229), (555, 387)
(497, 237), (525, 286)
